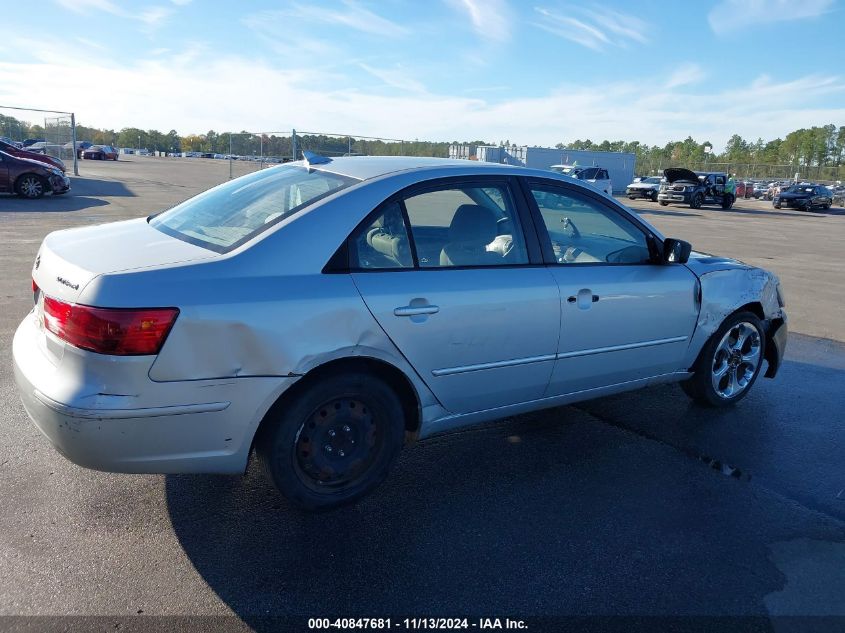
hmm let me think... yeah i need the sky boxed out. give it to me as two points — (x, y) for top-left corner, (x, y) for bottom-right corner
(0, 0), (843, 150)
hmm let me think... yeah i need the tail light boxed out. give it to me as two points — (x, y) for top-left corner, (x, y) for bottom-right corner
(42, 296), (179, 355)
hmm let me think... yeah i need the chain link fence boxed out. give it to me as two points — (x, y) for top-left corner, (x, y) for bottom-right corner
(0, 105), (79, 175)
(638, 160), (843, 184)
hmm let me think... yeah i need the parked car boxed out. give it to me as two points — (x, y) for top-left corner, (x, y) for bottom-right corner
(549, 164), (613, 196)
(0, 139), (66, 173)
(13, 156), (787, 510)
(735, 181), (753, 199)
(25, 142), (65, 156)
(658, 168), (734, 209)
(752, 183), (768, 199)
(626, 176), (662, 201)
(63, 141), (93, 158)
(773, 184), (833, 211)
(0, 136), (23, 149)
(0, 150), (70, 198)
(22, 138), (45, 147)
(82, 145), (118, 160)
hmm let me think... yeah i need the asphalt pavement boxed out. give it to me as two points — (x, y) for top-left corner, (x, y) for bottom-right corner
(1, 159), (843, 631)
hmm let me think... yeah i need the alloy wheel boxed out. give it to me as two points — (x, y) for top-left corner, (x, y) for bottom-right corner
(711, 322), (762, 399)
(19, 176), (43, 198)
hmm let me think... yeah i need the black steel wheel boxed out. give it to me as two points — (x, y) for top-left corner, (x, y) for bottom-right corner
(258, 372), (405, 511)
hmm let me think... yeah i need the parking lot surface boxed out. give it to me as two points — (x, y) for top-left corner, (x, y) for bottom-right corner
(1, 158), (844, 628)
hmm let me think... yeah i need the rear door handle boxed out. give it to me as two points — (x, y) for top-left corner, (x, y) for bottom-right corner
(394, 305), (440, 317)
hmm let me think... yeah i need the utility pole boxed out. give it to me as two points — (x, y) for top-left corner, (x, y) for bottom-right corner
(70, 112), (79, 176)
(291, 129), (297, 161)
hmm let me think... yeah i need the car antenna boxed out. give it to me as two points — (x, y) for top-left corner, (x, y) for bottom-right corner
(302, 151), (331, 166)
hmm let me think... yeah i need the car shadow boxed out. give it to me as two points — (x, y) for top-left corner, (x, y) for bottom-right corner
(69, 177), (136, 198)
(0, 194), (110, 212)
(165, 394), (806, 624)
(719, 207), (829, 218)
(0, 178), (134, 213)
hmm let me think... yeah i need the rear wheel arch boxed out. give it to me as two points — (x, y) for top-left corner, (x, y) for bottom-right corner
(251, 355), (421, 462)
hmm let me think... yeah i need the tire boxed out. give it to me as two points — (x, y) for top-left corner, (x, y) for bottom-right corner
(681, 311), (766, 407)
(257, 372), (405, 511)
(15, 174), (47, 199)
(804, 201), (813, 211)
(659, 201), (669, 206)
(721, 194), (734, 210)
(690, 193), (703, 209)
(824, 202), (831, 210)
(628, 195), (636, 200)
(773, 203), (781, 209)
(651, 190), (658, 202)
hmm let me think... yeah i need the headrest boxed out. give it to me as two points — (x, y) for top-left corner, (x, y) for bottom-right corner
(449, 204), (497, 245)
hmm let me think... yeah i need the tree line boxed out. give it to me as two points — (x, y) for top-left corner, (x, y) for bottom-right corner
(2, 112), (843, 180)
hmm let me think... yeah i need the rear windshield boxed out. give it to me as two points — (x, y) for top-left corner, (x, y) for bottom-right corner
(151, 165), (358, 253)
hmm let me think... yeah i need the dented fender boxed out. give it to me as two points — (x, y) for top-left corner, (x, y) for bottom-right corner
(683, 266), (787, 373)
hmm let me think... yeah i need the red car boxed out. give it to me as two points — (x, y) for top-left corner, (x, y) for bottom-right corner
(0, 140), (66, 173)
(0, 150), (71, 198)
(82, 145), (118, 160)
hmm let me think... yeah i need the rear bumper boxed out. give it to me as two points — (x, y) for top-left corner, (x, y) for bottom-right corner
(12, 313), (293, 474)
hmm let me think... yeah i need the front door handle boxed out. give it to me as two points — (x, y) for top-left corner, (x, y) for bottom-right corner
(394, 305), (440, 317)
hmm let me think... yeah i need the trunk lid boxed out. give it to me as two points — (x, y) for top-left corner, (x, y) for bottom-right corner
(32, 217), (216, 304)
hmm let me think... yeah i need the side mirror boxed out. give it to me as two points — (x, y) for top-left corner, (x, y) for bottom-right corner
(663, 238), (692, 264)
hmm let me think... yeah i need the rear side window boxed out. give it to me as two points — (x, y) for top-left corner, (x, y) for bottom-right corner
(349, 182), (529, 269)
(151, 165), (357, 253)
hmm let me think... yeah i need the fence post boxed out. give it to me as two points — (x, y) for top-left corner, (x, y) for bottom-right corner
(229, 133), (233, 180)
(70, 112), (79, 176)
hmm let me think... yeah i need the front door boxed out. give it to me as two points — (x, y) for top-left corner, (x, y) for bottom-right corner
(524, 180), (700, 395)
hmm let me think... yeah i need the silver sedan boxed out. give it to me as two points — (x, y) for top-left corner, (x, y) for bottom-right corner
(13, 156), (787, 510)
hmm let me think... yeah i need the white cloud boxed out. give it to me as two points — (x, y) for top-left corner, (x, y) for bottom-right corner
(665, 63), (707, 89)
(533, 5), (649, 51)
(1, 44), (843, 152)
(256, 1), (409, 38)
(358, 64), (427, 93)
(446, 0), (512, 42)
(53, 0), (185, 30)
(708, 0), (834, 34)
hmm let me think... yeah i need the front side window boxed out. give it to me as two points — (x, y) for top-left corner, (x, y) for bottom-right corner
(152, 165), (357, 252)
(530, 185), (652, 265)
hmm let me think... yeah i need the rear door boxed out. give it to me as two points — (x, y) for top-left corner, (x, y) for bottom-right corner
(523, 178), (699, 395)
(350, 177), (561, 414)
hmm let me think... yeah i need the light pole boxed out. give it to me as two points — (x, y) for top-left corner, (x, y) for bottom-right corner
(138, 135), (141, 155)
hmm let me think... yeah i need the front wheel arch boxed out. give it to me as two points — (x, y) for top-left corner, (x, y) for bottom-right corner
(683, 305), (767, 406)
